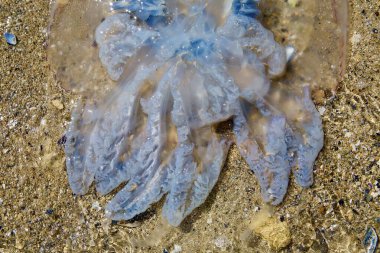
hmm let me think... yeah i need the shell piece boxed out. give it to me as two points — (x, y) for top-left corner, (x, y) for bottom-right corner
(363, 227), (378, 253)
(4, 32), (17, 45)
(62, 0), (324, 227)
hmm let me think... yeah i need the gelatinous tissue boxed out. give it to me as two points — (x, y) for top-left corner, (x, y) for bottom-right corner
(61, 0), (324, 226)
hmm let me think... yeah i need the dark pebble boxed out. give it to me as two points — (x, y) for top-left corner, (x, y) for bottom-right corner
(127, 208), (155, 222)
(45, 209), (54, 215)
(57, 135), (67, 145)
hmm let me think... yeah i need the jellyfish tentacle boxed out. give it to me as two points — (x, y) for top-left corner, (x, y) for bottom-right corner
(95, 13), (159, 81)
(218, 14), (286, 77)
(111, 0), (167, 26)
(65, 102), (100, 195)
(82, 63), (162, 196)
(232, 0), (261, 19)
(239, 18), (286, 77)
(226, 50), (270, 102)
(234, 101), (291, 205)
(197, 57), (241, 118)
(284, 88), (324, 187)
(162, 128), (229, 226)
(175, 57), (240, 128)
(104, 64), (175, 220)
(155, 62), (229, 226)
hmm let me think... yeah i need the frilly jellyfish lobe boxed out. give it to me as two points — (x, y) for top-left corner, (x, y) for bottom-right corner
(63, 0), (323, 226)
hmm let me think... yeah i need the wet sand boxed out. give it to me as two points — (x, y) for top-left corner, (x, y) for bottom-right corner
(0, 0), (379, 252)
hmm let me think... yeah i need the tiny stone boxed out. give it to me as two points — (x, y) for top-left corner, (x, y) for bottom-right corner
(52, 99), (64, 110)
(57, 135), (67, 146)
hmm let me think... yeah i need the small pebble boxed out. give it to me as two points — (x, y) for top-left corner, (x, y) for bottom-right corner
(52, 99), (64, 110)
(45, 209), (54, 215)
(4, 32), (17, 45)
(57, 135), (67, 145)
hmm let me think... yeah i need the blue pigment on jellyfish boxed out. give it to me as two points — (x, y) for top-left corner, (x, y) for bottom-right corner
(64, 0), (324, 226)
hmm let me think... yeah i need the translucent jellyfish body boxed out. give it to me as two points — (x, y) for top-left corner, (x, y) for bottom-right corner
(55, 0), (324, 227)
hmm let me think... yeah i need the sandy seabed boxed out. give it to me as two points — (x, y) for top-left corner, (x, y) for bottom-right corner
(0, 0), (379, 252)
